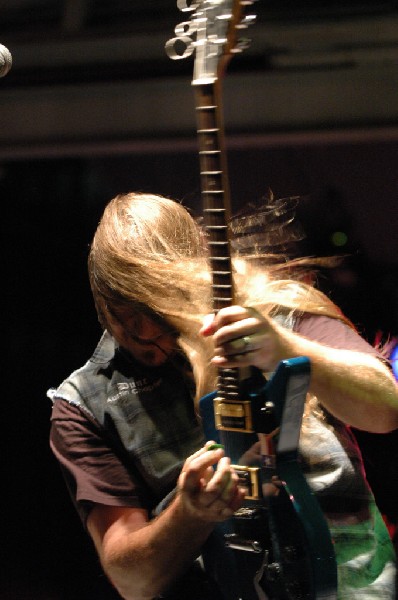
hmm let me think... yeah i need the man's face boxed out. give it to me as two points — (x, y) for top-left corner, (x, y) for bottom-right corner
(107, 307), (179, 367)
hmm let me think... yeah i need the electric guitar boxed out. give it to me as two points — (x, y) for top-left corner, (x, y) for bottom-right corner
(167, 3), (337, 598)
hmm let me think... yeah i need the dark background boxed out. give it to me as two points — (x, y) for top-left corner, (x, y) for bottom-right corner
(1, 2), (398, 598)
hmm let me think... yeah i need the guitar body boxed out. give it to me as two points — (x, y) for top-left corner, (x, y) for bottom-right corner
(167, 3), (337, 598)
(200, 358), (337, 600)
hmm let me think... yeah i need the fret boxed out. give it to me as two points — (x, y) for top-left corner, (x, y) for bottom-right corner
(220, 377), (238, 393)
(196, 105), (217, 111)
(211, 258), (230, 263)
(219, 372), (239, 379)
(195, 81), (235, 349)
(210, 256), (229, 262)
(199, 147), (221, 152)
(209, 258), (230, 264)
(219, 372), (240, 382)
(213, 297), (234, 303)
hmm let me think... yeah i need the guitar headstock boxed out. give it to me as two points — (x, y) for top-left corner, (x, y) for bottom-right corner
(166, 0), (257, 85)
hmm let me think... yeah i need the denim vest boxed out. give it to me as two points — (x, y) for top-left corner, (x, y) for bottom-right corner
(48, 330), (205, 506)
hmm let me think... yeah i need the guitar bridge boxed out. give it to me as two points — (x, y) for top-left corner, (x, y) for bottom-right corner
(232, 465), (261, 500)
(224, 533), (263, 554)
(214, 398), (253, 433)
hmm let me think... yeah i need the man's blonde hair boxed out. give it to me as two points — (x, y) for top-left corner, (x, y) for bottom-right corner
(89, 192), (349, 401)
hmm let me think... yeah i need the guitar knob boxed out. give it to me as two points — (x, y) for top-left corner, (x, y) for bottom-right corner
(266, 562), (282, 582)
(262, 401), (275, 414)
(281, 545), (299, 562)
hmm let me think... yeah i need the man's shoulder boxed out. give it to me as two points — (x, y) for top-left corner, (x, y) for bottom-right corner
(47, 331), (118, 415)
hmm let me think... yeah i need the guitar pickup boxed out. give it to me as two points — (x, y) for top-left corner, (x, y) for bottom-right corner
(214, 398), (253, 432)
(232, 465), (261, 500)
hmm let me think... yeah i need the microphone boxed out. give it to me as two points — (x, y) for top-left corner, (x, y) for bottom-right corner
(0, 44), (12, 78)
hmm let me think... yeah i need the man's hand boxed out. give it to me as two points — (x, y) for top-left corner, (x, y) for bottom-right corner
(177, 442), (245, 522)
(200, 305), (290, 372)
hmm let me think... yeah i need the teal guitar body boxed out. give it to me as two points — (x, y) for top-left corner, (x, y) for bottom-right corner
(199, 357), (338, 600)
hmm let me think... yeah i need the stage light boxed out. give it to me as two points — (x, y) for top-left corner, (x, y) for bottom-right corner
(391, 344), (398, 380)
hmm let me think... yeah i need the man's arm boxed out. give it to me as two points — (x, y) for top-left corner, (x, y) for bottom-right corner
(87, 444), (244, 600)
(201, 307), (398, 434)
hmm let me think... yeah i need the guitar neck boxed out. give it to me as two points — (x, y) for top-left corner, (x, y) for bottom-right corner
(195, 82), (244, 400)
(195, 82), (235, 312)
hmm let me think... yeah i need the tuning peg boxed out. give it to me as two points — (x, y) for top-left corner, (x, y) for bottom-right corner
(236, 14), (256, 29)
(231, 37), (252, 53)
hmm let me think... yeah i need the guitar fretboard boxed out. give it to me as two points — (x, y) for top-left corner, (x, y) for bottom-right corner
(196, 83), (233, 310)
(195, 83), (240, 401)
